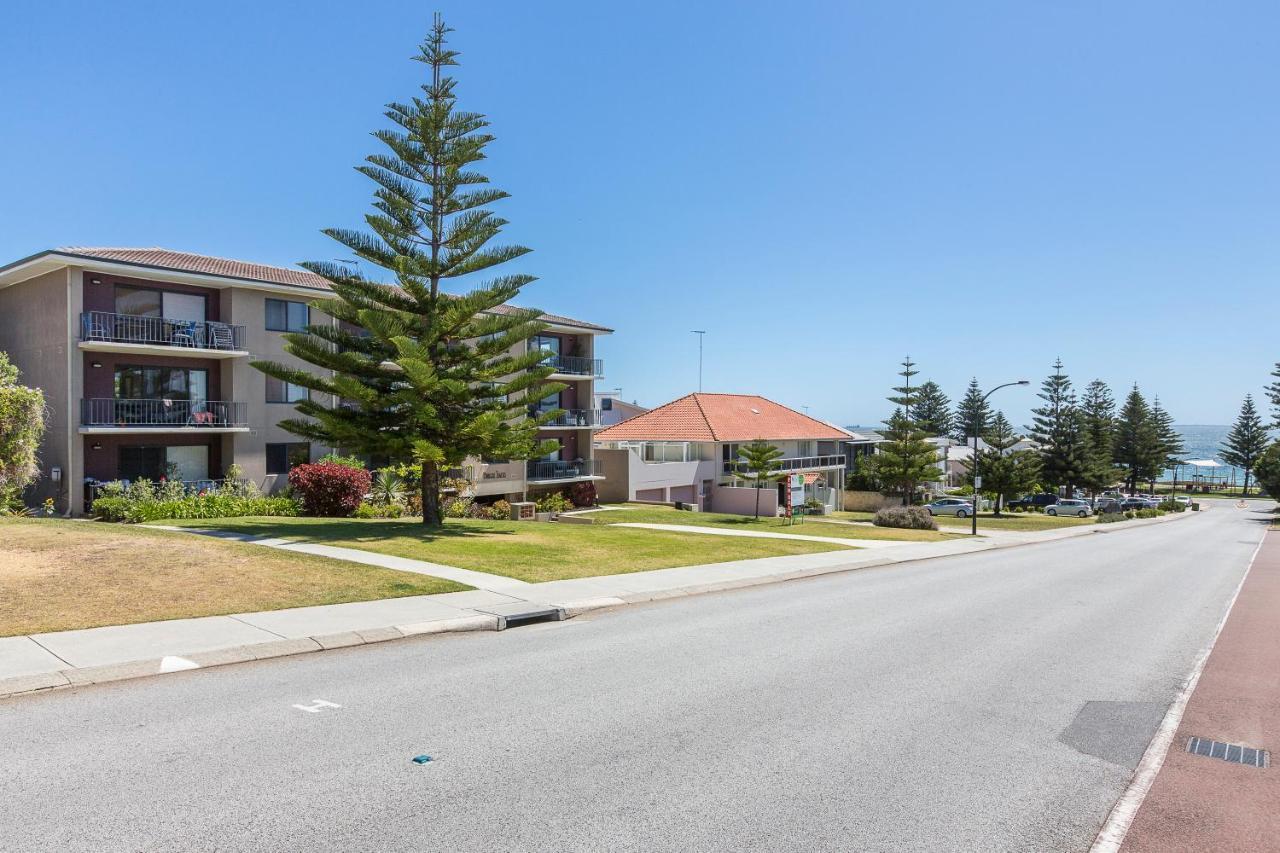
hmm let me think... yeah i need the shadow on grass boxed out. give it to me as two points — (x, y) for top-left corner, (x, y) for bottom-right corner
(188, 517), (519, 544)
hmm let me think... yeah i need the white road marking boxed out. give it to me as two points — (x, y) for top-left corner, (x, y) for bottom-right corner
(292, 699), (342, 714)
(1089, 533), (1266, 853)
(158, 656), (199, 673)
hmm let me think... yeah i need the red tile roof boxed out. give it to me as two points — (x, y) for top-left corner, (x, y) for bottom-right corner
(594, 393), (850, 442)
(42, 247), (611, 332)
(58, 247), (332, 289)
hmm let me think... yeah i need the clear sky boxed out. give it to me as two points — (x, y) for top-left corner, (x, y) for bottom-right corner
(3, 1), (1276, 427)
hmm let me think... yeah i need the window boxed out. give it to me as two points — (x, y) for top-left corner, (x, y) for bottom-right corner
(796, 440), (814, 457)
(531, 335), (560, 355)
(114, 366), (207, 402)
(265, 376), (310, 403)
(114, 286), (207, 322)
(114, 286), (162, 317)
(600, 397), (613, 411)
(265, 299), (309, 332)
(118, 446), (166, 481)
(266, 442), (311, 475)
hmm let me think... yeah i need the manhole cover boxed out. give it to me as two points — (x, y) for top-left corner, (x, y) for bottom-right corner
(1186, 737), (1269, 768)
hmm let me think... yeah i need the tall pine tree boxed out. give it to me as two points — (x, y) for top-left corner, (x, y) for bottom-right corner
(913, 381), (953, 437)
(254, 17), (560, 526)
(961, 412), (1040, 515)
(870, 360), (942, 505)
(1268, 362), (1280, 429)
(1113, 385), (1161, 495)
(1026, 359), (1088, 495)
(1149, 396), (1184, 492)
(1221, 395), (1268, 497)
(953, 378), (991, 443)
(888, 356), (921, 420)
(1079, 379), (1117, 495)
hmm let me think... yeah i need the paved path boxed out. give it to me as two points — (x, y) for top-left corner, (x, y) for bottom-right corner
(608, 521), (915, 548)
(0, 504), (1258, 851)
(1116, 520), (1278, 852)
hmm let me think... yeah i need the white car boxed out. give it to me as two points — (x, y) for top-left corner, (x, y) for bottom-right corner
(925, 497), (974, 518)
(1047, 499), (1093, 517)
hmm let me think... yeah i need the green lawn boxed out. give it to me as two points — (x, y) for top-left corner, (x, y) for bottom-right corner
(0, 518), (467, 636)
(586, 504), (948, 542)
(163, 516), (850, 583)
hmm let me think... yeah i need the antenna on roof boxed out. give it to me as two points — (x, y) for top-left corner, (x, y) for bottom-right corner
(691, 330), (706, 392)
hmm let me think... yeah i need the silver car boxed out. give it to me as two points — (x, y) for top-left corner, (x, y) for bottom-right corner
(1047, 499), (1093, 517)
(925, 497), (974, 518)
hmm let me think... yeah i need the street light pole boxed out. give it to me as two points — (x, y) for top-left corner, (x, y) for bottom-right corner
(691, 330), (706, 392)
(971, 379), (1031, 536)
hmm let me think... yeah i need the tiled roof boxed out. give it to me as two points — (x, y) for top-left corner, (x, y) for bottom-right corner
(57, 247), (332, 289)
(594, 393), (850, 442)
(46, 247), (611, 332)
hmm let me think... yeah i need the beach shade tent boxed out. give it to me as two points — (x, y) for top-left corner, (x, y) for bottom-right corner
(1182, 459), (1231, 491)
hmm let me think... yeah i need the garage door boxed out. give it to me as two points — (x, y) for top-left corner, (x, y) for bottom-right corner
(636, 488), (665, 502)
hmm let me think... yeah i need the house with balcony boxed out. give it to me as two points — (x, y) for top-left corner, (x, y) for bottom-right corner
(594, 393), (848, 515)
(0, 247), (610, 514)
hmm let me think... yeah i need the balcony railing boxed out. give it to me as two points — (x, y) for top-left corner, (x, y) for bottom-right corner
(542, 353), (604, 377)
(724, 454), (847, 475)
(81, 311), (246, 351)
(536, 409), (605, 428)
(527, 459), (598, 481)
(81, 398), (248, 428)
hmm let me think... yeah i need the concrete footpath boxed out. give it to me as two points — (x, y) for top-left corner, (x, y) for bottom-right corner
(1113, 525), (1278, 853)
(0, 509), (1197, 700)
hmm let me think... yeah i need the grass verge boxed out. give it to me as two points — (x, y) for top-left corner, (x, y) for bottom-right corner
(828, 509), (1093, 532)
(162, 516), (849, 583)
(0, 518), (468, 637)
(587, 504), (947, 542)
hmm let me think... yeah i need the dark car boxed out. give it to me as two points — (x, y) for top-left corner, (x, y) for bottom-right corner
(1007, 493), (1059, 511)
(1093, 497), (1124, 515)
(1120, 497), (1148, 512)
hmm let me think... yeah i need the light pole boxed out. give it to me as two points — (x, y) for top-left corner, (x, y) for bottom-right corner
(691, 330), (706, 392)
(971, 379), (1031, 536)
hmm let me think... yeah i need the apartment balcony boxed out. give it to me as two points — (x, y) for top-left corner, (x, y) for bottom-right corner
(542, 354), (604, 378)
(526, 458), (601, 483)
(79, 311), (248, 359)
(724, 454), (847, 475)
(80, 398), (249, 433)
(537, 409), (605, 429)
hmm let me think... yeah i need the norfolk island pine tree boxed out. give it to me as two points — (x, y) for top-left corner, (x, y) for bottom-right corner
(733, 439), (786, 519)
(253, 17), (561, 526)
(1221, 395), (1269, 497)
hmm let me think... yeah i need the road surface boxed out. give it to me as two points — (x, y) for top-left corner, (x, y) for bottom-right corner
(0, 503), (1268, 852)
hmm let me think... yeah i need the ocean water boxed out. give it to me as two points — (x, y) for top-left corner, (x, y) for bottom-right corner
(1163, 424), (1278, 484)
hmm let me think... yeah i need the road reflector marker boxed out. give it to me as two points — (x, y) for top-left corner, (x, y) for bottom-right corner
(412, 755), (433, 764)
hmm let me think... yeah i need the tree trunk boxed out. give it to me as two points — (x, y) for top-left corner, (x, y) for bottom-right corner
(421, 463), (443, 527)
(754, 484), (760, 520)
(1243, 470), (1251, 498)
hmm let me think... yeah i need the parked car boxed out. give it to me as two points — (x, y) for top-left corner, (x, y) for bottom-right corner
(1093, 497), (1124, 514)
(1120, 497), (1147, 512)
(1007, 493), (1059, 511)
(1047, 499), (1093, 517)
(925, 497), (974, 517)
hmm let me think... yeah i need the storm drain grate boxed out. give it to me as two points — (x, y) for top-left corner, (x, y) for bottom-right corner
(1185, 737), (1269, 768)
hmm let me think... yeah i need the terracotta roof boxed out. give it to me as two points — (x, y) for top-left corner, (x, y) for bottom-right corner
(594, 393), (850, 442)
(57, 247), (332, 289)
(40, 247), (611, 332)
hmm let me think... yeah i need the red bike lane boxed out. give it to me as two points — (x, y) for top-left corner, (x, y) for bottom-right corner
(1120, 526), (1278, 852)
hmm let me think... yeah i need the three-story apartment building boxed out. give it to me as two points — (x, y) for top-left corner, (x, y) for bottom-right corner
(0, 247), (609, 514)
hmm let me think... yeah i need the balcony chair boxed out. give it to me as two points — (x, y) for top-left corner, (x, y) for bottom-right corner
(207, 322), (234, 350)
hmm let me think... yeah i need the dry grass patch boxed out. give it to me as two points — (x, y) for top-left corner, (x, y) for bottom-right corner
(0, 518), (466, 636)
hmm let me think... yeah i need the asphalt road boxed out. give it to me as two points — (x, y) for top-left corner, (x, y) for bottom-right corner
(1, 503), (1269, 852)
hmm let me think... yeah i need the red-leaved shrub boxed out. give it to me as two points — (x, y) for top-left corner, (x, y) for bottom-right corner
(568, 481), (597, 508)
(288, 462), (371, 517)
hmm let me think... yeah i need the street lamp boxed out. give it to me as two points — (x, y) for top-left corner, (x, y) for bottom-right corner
(971, 380), (1031, 536)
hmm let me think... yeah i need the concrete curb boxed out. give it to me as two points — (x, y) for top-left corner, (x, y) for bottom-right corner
(0, 508), (1200, 702)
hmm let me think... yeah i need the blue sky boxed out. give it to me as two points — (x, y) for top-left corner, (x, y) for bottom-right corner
(2, 1), (1277, 426)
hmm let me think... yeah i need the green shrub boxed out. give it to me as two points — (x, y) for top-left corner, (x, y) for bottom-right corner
(1097, 512), (1126, 524)
(490, 499), (511, 520)
(873, 506), (938, 530)
(535, 491), (572, 514)
(1124, 510), (1137, 519)
(1136, 508), (1159, 519)
(354, 501), (404, 518)
(443, 496), (472, 518)
(1157, 500), (1185, 513)
(92, 492), (299, 523)
(318, 452), (366, 470)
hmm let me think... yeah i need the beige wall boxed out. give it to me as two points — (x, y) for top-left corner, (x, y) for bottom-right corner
(223, 288), (334, 490)
(0, 268), (75, 510)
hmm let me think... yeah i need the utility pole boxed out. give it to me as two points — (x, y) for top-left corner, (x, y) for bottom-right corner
(691, 330), (706, 392)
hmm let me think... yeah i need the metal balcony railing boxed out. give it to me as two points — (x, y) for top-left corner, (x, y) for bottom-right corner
(527, 459), (598, 481)
(81, 311), (246, 351)
(536, 409), (604, 428)
(541, 353), (604, 377)
(81, 398), (248, 428)
(724, 454), (847, 475)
